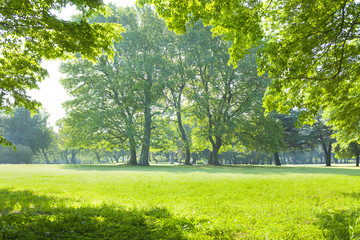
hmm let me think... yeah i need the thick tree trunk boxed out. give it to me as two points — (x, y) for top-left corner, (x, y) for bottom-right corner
(274, 152), (281, 166)
(41, 148), (50, 164)
(322, 143), (332, 167)
(208, 136), (221, 166)
(128, 139), (137, 165)
(95, 151), (101, 163)
(208, 151), (213, 165)
(139, 85), (151, 166)
(71, 149), (77, 164)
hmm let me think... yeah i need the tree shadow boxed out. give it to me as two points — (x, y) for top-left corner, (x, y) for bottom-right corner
(0, 189), (193, 239)
(61, 164), (360, 176)
(316, 207), (360, 239)
(343, 192), (360, 199)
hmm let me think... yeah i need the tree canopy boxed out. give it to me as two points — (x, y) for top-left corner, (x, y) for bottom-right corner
(143, 0), (360, 146)
(0, 0), (124, 146)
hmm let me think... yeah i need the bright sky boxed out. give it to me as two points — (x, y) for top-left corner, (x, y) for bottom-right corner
(29, 0), (136, 130)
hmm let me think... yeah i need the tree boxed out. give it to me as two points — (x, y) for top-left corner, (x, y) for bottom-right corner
(335, 142), (360, 167)
(3, 107), (54, 163)
(270, 110), (311, 165)
(145, 0), (360, 146)
(162, 30), (197, 165)
(308, 116), (336, 167)
(184, 23), (269, 165)
(140, 0), (262, 65)
(260, 1), (360, 142)
(0, 0), (124, 146)
(60, 6), (170, 166)
(59, 50), (141, 165)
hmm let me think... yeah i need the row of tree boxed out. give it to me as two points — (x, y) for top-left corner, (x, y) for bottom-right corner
(54, 6), (358, 167)
(2, 1), (360, 168)
(1, 106), (359, 166)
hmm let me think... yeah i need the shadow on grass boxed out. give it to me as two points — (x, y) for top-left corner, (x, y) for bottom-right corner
(343, 192), (360, 199)
(316, 208), (360, 239)
(61, 164), (360, 176)
(0, 189), (193, 240)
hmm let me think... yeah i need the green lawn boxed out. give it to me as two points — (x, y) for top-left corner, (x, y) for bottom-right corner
(0, 165), (360, 239)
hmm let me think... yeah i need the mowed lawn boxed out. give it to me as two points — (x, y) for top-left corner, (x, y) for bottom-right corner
(0, 165), (360, 239)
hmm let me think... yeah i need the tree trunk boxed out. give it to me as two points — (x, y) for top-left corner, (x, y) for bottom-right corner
(70, 149), (80, 164)
(151, 152), (158, 164)
(322, 143), (332, 167)
(170, 151), (175, 164)
(176, 110), (191, 165)
(52, 153), (57, 164)
(121, 149), (125, 163)
(139, 82), (151, 166)
(95, 151), (101, 163)
(208, 136), (221, 166)
(208, 151), (213, 165)
(71, 149), (77, 164)
(355, 144), (359, 167)
(41, 148), (50, 164)
(63, 150), (70, 164)
(126, 135), (137, 165)
(191, 153), (197, 164)
(274, 151), (281, 166)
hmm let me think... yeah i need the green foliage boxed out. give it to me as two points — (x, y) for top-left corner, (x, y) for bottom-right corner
(3, 107), (54, 156)
(1, 165), (360, 239)
(140, 0), (263, 66)
(260, 0), (360, 145)
(180, 23), (273, 163)
(0, 0), (124, 146)
(145, 0), (360, 147)
(59, 6), (170, 166)
(0, 145), (33, 164)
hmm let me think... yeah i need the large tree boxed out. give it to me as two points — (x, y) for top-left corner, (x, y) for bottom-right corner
(184, 23), (269, 165)
(60, 6), (170, 166)
(144, 0), (360, 145)
(59, 7), (140, 165)
(0, 0), (124, 146)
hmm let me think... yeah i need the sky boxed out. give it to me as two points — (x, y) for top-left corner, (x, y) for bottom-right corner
(29, 0), (136, 130)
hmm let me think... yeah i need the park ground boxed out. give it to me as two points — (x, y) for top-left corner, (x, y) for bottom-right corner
(0, 164), (360, 239)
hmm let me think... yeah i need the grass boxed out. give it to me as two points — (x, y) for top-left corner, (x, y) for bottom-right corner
(0, 164), (360, 239)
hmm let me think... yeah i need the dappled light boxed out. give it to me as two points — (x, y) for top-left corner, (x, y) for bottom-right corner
(0, 189), (191, 239)
(1, 0), (360, 239)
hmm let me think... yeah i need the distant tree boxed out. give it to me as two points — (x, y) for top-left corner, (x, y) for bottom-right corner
(0, 145), (33, 164)
(335, 142), (360, 167)
(3, 107), (54, 163)
(308, 117), (336, 167)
